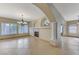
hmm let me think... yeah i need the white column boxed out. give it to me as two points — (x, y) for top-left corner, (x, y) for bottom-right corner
(50, 22), (57, 46)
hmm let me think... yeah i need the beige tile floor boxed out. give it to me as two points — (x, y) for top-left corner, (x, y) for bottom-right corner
(0, 36), (61, 55)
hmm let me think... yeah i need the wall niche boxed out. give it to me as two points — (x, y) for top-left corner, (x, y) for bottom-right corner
(41, 18), (50, 27)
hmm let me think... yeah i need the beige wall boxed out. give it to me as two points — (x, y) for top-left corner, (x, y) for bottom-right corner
(0, 17), (17, 23)
(63, 22), (68, 36)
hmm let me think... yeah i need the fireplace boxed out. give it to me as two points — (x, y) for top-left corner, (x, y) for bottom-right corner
(34, 31), (39, 37)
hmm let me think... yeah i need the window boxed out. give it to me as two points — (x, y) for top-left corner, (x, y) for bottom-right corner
(68, 24), (77, 33)
(9, 24), (17, 34)
(18, 24), (28, 34)
(1, 23), (17, 35)
(0, 22), (28, 35)
(1, 23), (10, 35)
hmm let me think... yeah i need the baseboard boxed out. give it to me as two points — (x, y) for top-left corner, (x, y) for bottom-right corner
(0, 34), (31, 40)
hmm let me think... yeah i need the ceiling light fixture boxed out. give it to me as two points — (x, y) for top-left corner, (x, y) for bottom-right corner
(17, 14), (27, 25)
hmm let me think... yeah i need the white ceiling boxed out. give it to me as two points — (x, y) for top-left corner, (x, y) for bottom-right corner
(53, 3), (79, 21)
(1, 3), (79, 21)
(0, 3), (45, 21)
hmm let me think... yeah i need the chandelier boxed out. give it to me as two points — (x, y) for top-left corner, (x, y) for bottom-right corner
(17, 14), (27, 25)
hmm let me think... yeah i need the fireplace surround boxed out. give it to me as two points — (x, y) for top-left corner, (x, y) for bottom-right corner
(34, 31), (39, 37)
